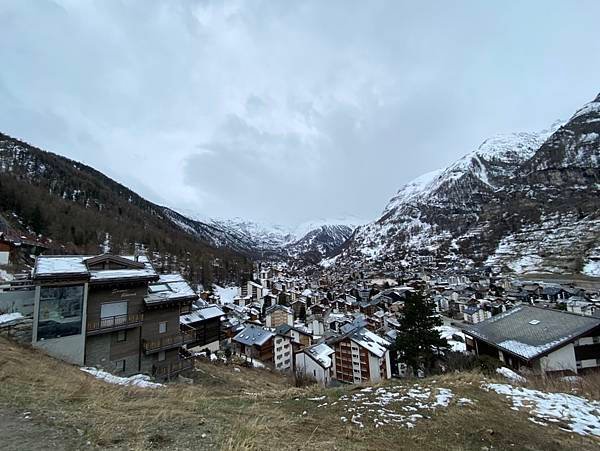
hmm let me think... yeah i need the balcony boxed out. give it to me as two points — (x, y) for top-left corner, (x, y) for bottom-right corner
(86, 313), (143, 335)
(142, 330), (197, 354)
(153, 356), (194, 379)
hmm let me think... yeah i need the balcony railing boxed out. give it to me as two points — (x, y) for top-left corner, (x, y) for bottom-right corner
(153, 356), (194, 379)
(142, 330), (197, 354)
(86, 313), (143, 335)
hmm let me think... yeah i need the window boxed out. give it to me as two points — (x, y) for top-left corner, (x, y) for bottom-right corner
(37, 285), (84, 341)
(116, 330), (127, 342)
(158, 351), (166, 362)
(100, 301), (128, 319)
(593, 336), (600, 344)
(159, 321), (168, 334)
(115, 359), (125, 372)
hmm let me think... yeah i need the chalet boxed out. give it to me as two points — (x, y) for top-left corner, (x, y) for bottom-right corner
(264, 304), (293, 328)
(330, 327), (391, 384)
(232, 324), (275, 366)
(31, 254), (197, 380)
(464, 305), (600, 376)
(295, 343), (335, 386)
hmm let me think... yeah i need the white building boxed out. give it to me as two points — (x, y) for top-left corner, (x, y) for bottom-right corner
(295, 343), (335, 385)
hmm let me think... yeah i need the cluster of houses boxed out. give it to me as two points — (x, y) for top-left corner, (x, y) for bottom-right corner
(1, 254), (600, 384)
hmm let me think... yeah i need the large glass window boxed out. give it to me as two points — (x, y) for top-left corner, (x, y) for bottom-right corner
(37, 285), (84, 340)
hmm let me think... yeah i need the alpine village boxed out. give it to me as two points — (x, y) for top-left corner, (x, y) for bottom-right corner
(0, 6), (600, 449)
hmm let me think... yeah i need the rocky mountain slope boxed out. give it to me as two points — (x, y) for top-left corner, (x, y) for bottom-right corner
(204, 217), (356, 262)
(342, 93), (600, 276)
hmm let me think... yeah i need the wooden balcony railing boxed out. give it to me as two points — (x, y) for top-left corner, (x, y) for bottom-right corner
(153, 357), (194, 379)
(86, 313), (143, 335)
(142, 330), (197, 354)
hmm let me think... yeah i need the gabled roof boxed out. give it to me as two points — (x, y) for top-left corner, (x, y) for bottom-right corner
(304, 343), (335, 369)
(181, 305), (224, 325)
(146, 274), (198, 305)
(233, 325), (275, 346)
(265, 304), (292, 315)
(464, 305), (600, 361)
(33, 254), (158, 283)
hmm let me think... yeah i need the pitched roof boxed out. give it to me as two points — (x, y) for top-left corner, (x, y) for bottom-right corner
(180, 305), (225, 325)
(33, 254), (158, 283)
(146, 274), (198, 305)
(233, 325), (274, 346)
(464, 305), (600, 361)
(304, 343), (335, 369)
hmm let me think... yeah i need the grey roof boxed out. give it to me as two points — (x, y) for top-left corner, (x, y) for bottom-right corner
(180, 305), (224, 325)
(464, 305), (600, 361)
(233, 325), (274, 346)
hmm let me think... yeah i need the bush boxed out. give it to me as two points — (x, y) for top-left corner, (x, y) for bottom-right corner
(475, 355), (502, 375)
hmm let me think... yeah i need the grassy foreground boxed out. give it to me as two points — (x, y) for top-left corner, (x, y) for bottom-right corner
(0, 337), (598, 450)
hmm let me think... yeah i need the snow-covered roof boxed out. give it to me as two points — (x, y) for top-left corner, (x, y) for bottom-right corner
(33, 254), (158, 283)
(464, 305), (600, 361)
(146, 274), (198, 305)
(350, 328), (390, 358)
(305, 343), (334, 369)
(34, 256), (89, 278)
(180, 305), (225, 325)
(233, 325), (274, 346)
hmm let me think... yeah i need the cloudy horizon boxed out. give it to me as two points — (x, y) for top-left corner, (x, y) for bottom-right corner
(1, 0), (599, 226)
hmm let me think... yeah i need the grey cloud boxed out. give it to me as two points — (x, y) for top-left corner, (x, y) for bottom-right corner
(1, 0), (599, 225)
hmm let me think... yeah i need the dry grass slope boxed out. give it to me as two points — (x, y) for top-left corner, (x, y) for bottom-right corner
(0, 337), (599, 450)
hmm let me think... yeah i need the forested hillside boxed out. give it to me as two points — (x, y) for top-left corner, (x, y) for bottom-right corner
(0, 132), (252, 285)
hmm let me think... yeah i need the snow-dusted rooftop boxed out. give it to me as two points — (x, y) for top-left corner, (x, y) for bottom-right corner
(349, 327), (390, 358)
(180, 305), (225, 325)
(464, 305), (600, 361)
(233, 324), (274, 346)
(305, 342), (335, 368)
(33, 254), (158, 283)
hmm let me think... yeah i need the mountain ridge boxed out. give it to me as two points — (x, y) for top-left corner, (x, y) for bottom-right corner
(340, 93), (600, 276)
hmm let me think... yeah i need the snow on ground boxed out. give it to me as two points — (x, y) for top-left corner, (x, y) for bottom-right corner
(582, 260), (600, 277)
(484, 383), (600, 437)
(213, 285), (239, 304)
(436, 325), (467, 352)
(496, 367), (527, 383)
(306, 384), (469, 429)
(80, 367), (163, 388)
(238, 354), (266, 369)
(0, 312), (23, 325)
(0, 269), (14, 281)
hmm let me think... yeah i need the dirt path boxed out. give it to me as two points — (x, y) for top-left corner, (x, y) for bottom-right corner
(0, 407), (89, 451)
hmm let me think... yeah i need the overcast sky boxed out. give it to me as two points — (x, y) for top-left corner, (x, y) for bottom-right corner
(1, 1), (599, 226)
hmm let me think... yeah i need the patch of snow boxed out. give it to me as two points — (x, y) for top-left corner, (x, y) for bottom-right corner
(0, 312), (24, 325)
(436, 325), (467, 352)
(80, 367), (163, 388)
(484, 383), (600, 437)
(497, 367), (527, 383)
(214, 285), (239, 304)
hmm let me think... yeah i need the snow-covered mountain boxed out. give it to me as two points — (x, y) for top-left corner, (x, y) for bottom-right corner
(341, 93), (600, 276)
(165, 213), (359, 261)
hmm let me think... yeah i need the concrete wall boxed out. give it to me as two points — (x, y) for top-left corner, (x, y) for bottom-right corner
(32, 284), (88, 366)
(540, 343), (577, 374)
(295, 352), (330, 385)
(0, 288), (36, 316)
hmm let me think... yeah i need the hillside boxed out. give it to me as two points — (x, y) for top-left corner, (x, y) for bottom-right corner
(1, 337), (599, 450)
(0, 132), (252, 284)
(342, 94), (600, 276)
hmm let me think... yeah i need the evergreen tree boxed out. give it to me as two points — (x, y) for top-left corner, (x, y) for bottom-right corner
(393, 290), (447, 375)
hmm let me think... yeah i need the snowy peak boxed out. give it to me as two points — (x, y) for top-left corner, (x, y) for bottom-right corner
(343, 93), (600, 276)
